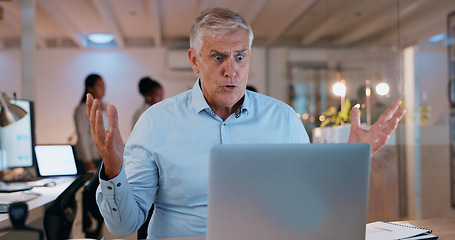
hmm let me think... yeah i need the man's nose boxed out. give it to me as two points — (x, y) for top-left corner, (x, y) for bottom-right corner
(223, 58), (236, 79)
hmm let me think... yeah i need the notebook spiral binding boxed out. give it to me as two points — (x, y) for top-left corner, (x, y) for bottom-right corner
(379, 221), (432, 233)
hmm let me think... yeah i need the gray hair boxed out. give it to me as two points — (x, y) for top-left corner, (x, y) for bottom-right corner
(190, 8), (254, 54)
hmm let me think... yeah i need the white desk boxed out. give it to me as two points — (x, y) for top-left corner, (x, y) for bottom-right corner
(147, 218), (455, 240)
(0, 176), (76, 237)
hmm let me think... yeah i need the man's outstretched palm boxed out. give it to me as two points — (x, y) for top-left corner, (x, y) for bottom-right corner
(348, 100), (406, 155)
(86, 94), (125, 179)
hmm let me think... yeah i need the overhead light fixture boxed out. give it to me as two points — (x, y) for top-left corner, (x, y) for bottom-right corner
(375, 82), (390, 96)
(374, 73), (389, 96)
(332, 71), (347, 112)
(87, 33), (115, 44)
(332, 81), (346, 97)
(428, 33), (446, 43)
(0, 92), (27, 127)
(332, 71), (346, 96)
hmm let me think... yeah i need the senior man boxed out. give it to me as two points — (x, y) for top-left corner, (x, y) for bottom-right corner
(86, 7), (406, 239)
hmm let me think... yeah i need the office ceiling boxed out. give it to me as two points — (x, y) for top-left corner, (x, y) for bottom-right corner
(0, 0), (454, 50)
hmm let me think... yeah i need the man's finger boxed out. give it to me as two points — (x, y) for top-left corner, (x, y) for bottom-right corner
(350, 106), (361, 129)
(86, 93), (94, 119)
(89, 98), (100, 139)
(376, 100), (401, 125)
(107, 105), (118, 132)
(95, 108), (106, 143)
(381, 108), (407, 137)
(105, 105), (120, 152)
(91, 99), (106, 144)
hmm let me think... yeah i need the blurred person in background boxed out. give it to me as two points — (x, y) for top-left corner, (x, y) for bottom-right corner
(132, 76), (164, 129)
(74, 73), (106, 238)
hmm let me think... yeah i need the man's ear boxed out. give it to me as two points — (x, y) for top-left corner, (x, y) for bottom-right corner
(188, 48), (200, 74)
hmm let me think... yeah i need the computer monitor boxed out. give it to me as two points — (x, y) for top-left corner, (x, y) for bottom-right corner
(0, 99), (36, 171)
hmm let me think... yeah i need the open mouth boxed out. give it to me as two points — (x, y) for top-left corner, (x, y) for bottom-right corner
(224, 85), (236, 90)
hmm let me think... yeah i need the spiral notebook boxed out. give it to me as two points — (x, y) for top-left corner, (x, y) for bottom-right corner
(366, 221), (438, 240)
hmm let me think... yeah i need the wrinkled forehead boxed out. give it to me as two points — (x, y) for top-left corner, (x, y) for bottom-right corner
(200, 28), (250, 51)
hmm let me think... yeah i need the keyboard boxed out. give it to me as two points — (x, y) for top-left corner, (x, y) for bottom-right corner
(0, 178), (55, 193)
(1, 176), (43, 184)
(0, 191), (41, 204)
(0, 180), (35, 193)
(0, 184), (33, 193)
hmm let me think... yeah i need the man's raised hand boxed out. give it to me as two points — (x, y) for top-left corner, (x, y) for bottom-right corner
(86, 94), (124, 179)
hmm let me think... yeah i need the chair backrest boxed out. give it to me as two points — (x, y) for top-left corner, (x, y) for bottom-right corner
(43, 173), (93, 240)
(137, 205), (154, 240)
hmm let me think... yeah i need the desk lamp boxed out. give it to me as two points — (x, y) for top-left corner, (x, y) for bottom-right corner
(0, 92), (27, 127)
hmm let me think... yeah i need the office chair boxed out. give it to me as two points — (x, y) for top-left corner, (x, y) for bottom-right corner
(0, 202), (44, 240)
(137, 204), (154, 240)
(82, 171), (104, 239)
(43, 173), (94, 240)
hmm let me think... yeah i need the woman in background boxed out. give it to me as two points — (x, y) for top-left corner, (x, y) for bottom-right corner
(132, 76), (164, 128)
(74, 73), (106, 238)
(74, 73), (107, 173)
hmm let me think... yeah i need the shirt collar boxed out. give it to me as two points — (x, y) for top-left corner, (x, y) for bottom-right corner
(190, 78), (250, 116)
(242, 90), (252, 115)
(191, 79), (211, 114)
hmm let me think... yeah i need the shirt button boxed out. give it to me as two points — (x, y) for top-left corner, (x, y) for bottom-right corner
(222, 123), (226, 126)
(117, 183), (121, 187)
(107, 186), (113, 190)
(113, 208), (117, 211)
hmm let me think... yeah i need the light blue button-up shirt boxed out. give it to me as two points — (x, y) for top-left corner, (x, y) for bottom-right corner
(96, 79), (310, 239)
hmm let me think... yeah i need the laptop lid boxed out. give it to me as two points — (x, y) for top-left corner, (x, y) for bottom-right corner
(207, 143), (371, 240)
(34, 144), (78, 177)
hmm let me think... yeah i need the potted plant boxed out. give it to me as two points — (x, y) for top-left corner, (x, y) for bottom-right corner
(313, 100), (361, 143)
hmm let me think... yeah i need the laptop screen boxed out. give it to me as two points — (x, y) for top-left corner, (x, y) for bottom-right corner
(34, 145), (78, 176)
(207, 143), (371, 240)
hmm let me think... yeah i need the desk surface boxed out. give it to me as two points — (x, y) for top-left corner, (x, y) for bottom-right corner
(0, 176), (76, 236)
(149, 218), (455, 240)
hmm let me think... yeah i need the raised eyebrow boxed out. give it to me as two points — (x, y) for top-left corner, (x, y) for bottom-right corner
(235, 49), (248, 54)
(209, 49), (248, 55)
(209, 50), (227, 56)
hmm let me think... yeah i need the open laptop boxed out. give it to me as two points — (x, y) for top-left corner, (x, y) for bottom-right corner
(34, 144), (78, 177)
(207, 143), (371, 240)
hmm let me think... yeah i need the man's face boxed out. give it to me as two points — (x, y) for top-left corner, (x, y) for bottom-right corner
(188, 29), (250, 112)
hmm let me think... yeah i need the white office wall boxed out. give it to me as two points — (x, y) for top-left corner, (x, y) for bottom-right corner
(0, 47), (267, 144)
(0, 52), (22, 96)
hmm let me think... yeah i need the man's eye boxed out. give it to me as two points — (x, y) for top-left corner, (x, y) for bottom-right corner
(236, 55), (244, 61)
(214, 55), (222, 61)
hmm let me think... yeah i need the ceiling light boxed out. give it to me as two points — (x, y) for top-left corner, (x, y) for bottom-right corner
(332, 82), (346, 97)
(375, 82), (390, 96)
(87, 33), (115, 44)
